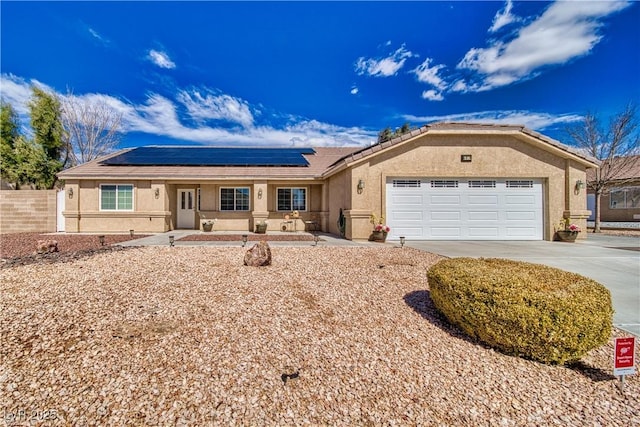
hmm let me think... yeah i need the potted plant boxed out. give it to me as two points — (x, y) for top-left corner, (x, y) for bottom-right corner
(555, 219), (580, 242)
(368, 213), (390, 242)
(200, 214), (216, 232)
(255, 220), (268, 234)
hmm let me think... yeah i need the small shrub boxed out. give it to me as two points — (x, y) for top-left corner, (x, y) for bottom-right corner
(427, 258), (613, 364)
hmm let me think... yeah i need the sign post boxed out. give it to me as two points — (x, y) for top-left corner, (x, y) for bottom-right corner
(614, 337), (636, 392)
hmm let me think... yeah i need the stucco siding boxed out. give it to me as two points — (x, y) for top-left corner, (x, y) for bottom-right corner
(343, 134), (590, 240)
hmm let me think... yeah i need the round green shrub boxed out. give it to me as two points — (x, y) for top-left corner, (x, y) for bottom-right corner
(427, 258), (613, 364)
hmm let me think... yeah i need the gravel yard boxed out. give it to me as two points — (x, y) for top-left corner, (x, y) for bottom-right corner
(0, 233), (146, 260)
(1, 246), (638, 425)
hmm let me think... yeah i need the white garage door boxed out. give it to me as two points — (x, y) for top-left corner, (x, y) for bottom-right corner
(387, 178), (543, 240)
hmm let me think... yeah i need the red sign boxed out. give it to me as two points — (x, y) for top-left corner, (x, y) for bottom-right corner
(614, 337), (636, 376)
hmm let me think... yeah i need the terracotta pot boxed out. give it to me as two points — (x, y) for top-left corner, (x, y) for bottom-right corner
(202, 222), (213, 232)
(556, 230), (578, 242)
(255, 224), (267, 234)
(369, 230), (387, 242)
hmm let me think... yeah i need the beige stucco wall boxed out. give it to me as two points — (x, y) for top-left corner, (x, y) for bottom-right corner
(337, 134), (591, 241)
(63, 180), (170, 233)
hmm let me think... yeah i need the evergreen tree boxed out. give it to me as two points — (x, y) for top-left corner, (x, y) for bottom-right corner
(1, 102), (21, 183)
(27, 87), (64, 188)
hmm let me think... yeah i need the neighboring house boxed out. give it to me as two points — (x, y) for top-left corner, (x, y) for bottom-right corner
(57, 122), (598, 241)
(587, 155), (640, 222)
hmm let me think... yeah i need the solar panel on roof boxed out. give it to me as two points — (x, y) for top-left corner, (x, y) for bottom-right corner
(100, 147), (315, 167)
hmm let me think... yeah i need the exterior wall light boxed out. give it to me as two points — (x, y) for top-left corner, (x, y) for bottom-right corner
(575, 179), (585, 193)
(258, 188), (263, 199)
(357, 179), (365, 194)
(242, 234), (248, 247)
(68, 187), (74, 199)
(155, 188), (160, 199)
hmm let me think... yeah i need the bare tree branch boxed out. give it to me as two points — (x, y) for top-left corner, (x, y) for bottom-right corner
(60, 93), (123, 167)
(566, 103), (640, 232)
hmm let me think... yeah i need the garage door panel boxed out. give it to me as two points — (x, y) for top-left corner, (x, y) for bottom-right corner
(505, 194), (537, 205)
(469, 227), (499, 237)
(506, 210), (537, 220)
(468, 211), (499, 220)
(395, 227), (424, 238)
(430, 211), (461, 220)
(468, 195), (499, 205)
(392, 194), (423, 205)
(506, 227), (537, 237)
(431, 227), (461, 237)
(430, 195), (461, 205)
(392, 211), (424, 222)
(387, 178), (542, 241)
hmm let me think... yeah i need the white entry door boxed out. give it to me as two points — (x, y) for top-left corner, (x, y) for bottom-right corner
(177, 189), (195, 229)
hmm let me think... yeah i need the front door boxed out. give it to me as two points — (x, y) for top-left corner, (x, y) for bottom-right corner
(177, 189), (195, 229)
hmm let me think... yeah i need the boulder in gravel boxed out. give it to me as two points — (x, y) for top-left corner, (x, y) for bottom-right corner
(243, 240), (272, 267)
(36, 239), (59, 254)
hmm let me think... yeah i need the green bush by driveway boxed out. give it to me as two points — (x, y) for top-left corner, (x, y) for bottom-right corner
(427, 257), (613, 364)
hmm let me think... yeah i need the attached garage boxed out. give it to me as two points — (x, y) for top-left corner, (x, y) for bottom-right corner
(387, 178), (543, 240)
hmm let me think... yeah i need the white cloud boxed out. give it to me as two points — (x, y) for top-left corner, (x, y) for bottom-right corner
(350, 86), (359, 95)
(1, 73), (376, 147)
(147, 49), (176, 69)
(355, 44), (415, 77)
(489, 0), (519, 33)
(87, 27), (109, 46)
(402, 110), (583, 131)
(177, 89), (254, 128)
(421, 90), (444, 102)
(413, 58), (447, 89)
(456, 1), (632, 92)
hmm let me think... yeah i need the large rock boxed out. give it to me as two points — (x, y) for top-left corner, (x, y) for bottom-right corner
(243, 240), (272, 267)
(36, 239), (59, 254)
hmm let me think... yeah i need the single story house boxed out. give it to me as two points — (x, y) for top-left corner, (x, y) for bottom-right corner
(58, 122), (598, 241)
(587, 155), (640, 222)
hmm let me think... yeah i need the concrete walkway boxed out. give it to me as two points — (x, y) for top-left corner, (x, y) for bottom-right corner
(119, 231), (639, 337)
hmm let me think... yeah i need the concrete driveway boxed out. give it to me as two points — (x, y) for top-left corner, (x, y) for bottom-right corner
(405, 234), (640, 337)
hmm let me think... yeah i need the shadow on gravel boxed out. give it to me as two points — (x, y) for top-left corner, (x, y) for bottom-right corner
(404, 289), (617, 383)
(403, 289), (477, 345)
(566, 360), (617, 382)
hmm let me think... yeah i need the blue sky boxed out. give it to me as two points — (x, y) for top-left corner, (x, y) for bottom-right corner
(1, 1), (638, 149)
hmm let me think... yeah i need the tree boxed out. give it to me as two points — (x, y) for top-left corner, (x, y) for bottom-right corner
(377, 122), (412, 143)
(28, 87), (64, 188)
(566, 103), (640, 232)
(60, 94), (122, 167)
(1, 102), (21, 184)
(377, 127), (393, 143)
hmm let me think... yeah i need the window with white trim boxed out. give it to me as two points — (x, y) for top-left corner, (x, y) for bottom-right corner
(610, 187), (640, 209)
(431, 180), (458, 188)
(469, 180), (496, 188)
(393, 179), (421, 188)
(506, 180), (534, 188)
(277, 188), (306, 211)
(220, 187), (250, 211)
(100, 184), (133, 211)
